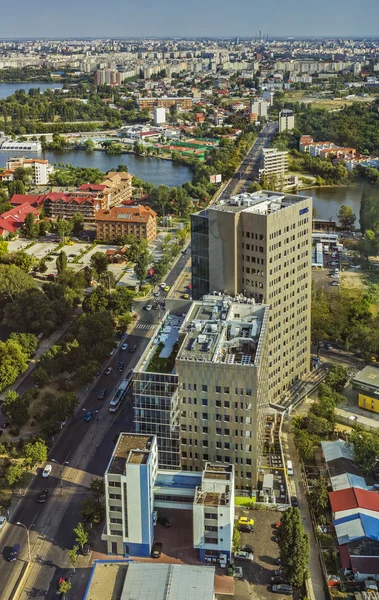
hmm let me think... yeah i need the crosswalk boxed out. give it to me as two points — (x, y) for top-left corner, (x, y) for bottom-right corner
(135, 323), (156, 331)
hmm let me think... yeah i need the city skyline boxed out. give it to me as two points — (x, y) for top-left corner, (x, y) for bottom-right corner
(0, 0), (378, 39)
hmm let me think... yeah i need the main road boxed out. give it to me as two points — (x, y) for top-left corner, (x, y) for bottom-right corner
(0, 249), (191, 600)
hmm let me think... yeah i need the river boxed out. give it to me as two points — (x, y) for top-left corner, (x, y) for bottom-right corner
(0, 82), (63, 99)
(0, 149), (193, 187)
(300, 184), (379, 226)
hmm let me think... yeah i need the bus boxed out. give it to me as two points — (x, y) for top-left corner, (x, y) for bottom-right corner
(109, 371), (134, 413)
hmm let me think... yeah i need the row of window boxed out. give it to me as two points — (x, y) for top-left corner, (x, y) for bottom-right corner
(182, 398), (253, 410)
(182, 384), (253, 396)
(181, 425), (253, 438)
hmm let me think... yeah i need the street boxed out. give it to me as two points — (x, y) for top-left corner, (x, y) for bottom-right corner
(0, 248), (191, 600)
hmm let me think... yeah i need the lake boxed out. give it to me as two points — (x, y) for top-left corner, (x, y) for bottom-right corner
(300, 184), (379, 226)
(0, 82), (63, 99)
(0, 149), (193, 188)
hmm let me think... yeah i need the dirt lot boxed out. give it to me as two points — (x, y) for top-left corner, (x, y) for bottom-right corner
(234, 508), (288, 600)
(341, 269), (366, 290)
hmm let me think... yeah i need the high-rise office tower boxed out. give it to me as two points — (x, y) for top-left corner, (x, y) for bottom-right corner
(191, 190), (312, 402)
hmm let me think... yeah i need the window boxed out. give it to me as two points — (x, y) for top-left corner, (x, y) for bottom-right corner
(204, 512), (217, 520)
(202, 384), (208, 392)
(216, 428), (222, 435)
(202, 413), (208, 420)
(203, 426), (208, 434)
(246, 388), (252, 396)
(224, 386), (230, 394)
(202, 398), (208, 406)
(215, 385), (221, 393)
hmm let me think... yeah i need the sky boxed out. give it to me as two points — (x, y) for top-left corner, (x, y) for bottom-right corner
(0, 0), (378, 39)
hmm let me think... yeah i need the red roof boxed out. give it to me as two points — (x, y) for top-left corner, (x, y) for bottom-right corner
(329, 487), (379, 513)
(10, 194), (41, 206)
(79, 184), (107, 192)
(351, 556), (379, 575)
(0, 204), (39, 233)
(338, 545), (351, 569)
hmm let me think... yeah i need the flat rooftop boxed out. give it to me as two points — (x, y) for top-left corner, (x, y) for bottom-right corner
(353, 366), (379, 390)
(211, 190), (310, 215)
(177, 295), (268, 366)
(108, 433), (154, 475)
(203, 463), (233, 481)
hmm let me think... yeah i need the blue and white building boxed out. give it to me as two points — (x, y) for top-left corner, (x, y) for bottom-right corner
(103, 433), (234, 562)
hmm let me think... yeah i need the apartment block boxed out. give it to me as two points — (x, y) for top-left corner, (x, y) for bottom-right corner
(176, 296), (270, 489)
(249, 99), (268, 118)
(191, 190), (312, 402)
(138, 97), (193, 111)
(100, 171), (133, 207)
(278, 108), (295, 133)
(6, 157), (51, 185)
(262, 148), (289, 187)
(95, 205), (157, 243)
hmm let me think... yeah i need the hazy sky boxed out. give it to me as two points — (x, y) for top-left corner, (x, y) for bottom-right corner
(0, 0), (378, 39)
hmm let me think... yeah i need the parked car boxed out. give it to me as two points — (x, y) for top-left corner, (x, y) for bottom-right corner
(104, 367), (112, 375)
(160, 282), (167, 289)
(8, 543), (21, 562)
(82, 543), (91, 556)
(151, 542), (163, 558)
(271, 576), (284, 584)
(291, 496), (299, 507)
(239, 524), (254, 533)
(272, 584), (293, 595)
(145, 305), (153, 311)
(164, 286), (170, 292)
(234, 551), (254, 562)
(117, 361), (124, 372)
(153, 291), (160, 297)
(331, 281), (340, 286)
(38, 489), (49, 503)
(238, 516), (254, 527)
(182, 294), (190, 299)
(129, 345), (137, 353)
(0, 516), (7, 530)
(274, 569), (282, 576)
(241, 544), (254, 553)
(157, 516), (171, 528)
(42, 464), (52, 478)
(121, 343), (128, 351)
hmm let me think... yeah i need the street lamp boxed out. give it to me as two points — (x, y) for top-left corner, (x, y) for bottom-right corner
(16, 521), (34, 563)
(51, 458), (69, 494)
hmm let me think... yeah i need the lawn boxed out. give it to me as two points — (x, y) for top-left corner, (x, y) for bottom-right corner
(146, 342), (178, 374)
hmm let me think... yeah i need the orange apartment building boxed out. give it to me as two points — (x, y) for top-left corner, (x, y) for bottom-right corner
(99, 171), (133, 207)
(138, 97), (193, 111)
(95, 205), (157, 243)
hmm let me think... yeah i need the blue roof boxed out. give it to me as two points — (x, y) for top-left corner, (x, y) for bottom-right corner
(334, 513), (379, 541)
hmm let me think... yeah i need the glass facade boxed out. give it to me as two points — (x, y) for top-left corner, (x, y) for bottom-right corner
(191, 211), (210, 300)
(133, 372), (180, 469)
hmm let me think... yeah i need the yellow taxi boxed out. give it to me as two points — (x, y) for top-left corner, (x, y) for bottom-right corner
(164, 285), (170, 292)
(182, 293), (189, 299)
(238, 516), (255, 527)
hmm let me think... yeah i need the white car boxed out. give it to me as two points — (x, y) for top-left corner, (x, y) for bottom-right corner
(160, 282), (167, 289)
(234, 551), (254, 562)
(145, 305), (153, 311)
(42, 464), (52, 478)
(330, 274), (339, 279)
(332, 281), (340, 286)
(0, 516), (6, 530)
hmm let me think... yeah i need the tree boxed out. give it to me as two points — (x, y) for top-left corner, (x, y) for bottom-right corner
(34, 366), (50, 387)
(12, 250), (34, 273)
(82, 285), (109, 314)
(4, 464), (25, 487)
(71, 211), (84, 235)
(325, 365), (348, 392)
(39, 259), (48, 273)
(108, 287), (133, 315)
(73, 522), (89, 551)
(84, 138), (95, 152)
(0, 240), (8, 258)
(68, 546), (79, 573)
(0, 264), (37, 303)
(308, 478), (329, 514)
(358, 230), (379, 261)
(23, 212), (38, 238)
(337, 205), (356, 231)
(118, 312), (134, 332)
(56, 218), (73, 239)
(348, 427), (379, 475)
(2, 392), (29, 426)
(278, 507), (310, 588)
(0, 339), (29, 392)
(294, 429), (315, 462)
(56, 250), (68, 275)
(24, 439), (48, 467)
(134, 249), (152, 285)
(9, 332), (38, 357)
(90, 478), (105, 503)
(90, 252), (109, 279)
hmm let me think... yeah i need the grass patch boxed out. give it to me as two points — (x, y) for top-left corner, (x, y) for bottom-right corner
(146, 342), (178, 374)
(235, 496), (254, 507)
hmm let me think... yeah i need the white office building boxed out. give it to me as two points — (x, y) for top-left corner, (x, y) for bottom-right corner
(153, 106), (166, 125)
(279, 109), (295, 133)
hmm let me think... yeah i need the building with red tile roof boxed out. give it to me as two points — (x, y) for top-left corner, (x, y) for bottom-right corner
(0, 204), (39, 237)
(95, 205), (157, 243)
(329, 487), (379, 520)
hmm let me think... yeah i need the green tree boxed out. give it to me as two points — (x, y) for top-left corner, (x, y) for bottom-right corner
(134, 249), (152, 285)
(348, 427), (379, 475)
(358, 230), (379, 261)
(308, 478), (329, 514)
(82, 285), (109, 314)
(73, 522), (89, 551)
(325, 365), (348, 392)
(0, 340), (29, 392)
(84, 138), (95, 152)
(68, 546), (79, 573)
(278, 507), (310, 588)
(39, 259), (48, 273)
(0, 240), (8, 258)
(90, 251), (109, 279)
(23, 212), (38, 238)
(56, 250), (68, 275)
(12, 250), (34, 273)
(90, 478), (105, 503)
(71, 211), (84, 235)
(118, 312), (134, 332)
(34, 366), (50, 387)
(9, 332), (38, 357)
(24, 439), (48, 467)
(337, 205), (356, 231)
(4, 464), (25, 487)
(294, 429), (315, 462)
(108, 287), (133, 315)
(0, 264), (37, 303)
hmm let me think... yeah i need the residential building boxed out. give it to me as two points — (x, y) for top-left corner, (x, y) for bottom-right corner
(249, 99), (268, 118)
(352, 366), (379, 413)
(153, 106), (166, 125)
(6, 157), (52, 185)
(102, 432), (234, 562)
(176, 296), (269, 489)
(0, 203), (39, 237)
(329, 487), (379, 521)
(41, 192), (107, 219)
(100, 171), (133, 207)
(278, 109), (295, 133)
(262, 148), (289, 186)
(95, 205), (157, 243)
(191, 190), (312, 401)
(138, 97), (193, 110)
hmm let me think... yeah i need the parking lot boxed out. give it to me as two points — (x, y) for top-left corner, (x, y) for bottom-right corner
(234, 509), (288, 600)
(312, 245), (340, 292)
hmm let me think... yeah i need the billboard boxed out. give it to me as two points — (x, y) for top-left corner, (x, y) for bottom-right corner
(210, 174), (222, 184)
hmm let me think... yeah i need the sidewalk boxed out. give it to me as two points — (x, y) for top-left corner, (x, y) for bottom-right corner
(281, 419), (326, 600)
